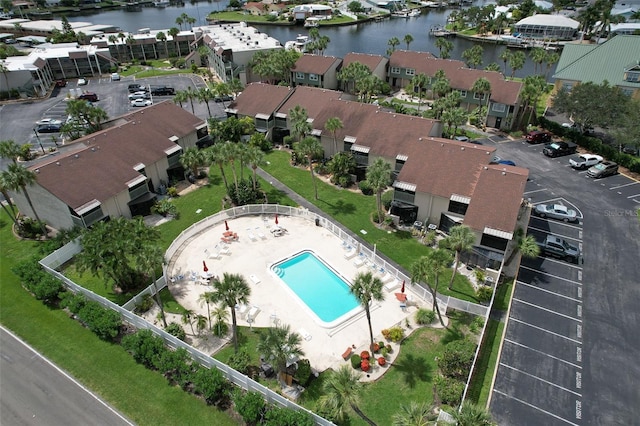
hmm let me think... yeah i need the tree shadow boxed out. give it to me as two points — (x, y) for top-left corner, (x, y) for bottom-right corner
(206, 175), (222, 186)
(440, 320), (468, 346)
(264, 187), (289, 204)
(320, 199), (357, 216)
(390, 353), (433, 388)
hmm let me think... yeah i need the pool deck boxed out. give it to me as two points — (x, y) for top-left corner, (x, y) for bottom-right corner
(167, 214), (429, 378)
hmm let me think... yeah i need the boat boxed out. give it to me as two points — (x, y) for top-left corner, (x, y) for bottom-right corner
(304, 17), (320, 28)
(409, 8), (421, 17)
(429, 25), (454, 37)
(391, 8), (411, 17)
(284, 34), (311, 52)
(153, 0), (170, 6)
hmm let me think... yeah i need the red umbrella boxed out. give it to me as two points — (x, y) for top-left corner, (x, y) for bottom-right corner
(224, 220), (229, 231)
(203, 260), (208, 272)
(275, 214), (279, 225)
(400, 280), (405, 293)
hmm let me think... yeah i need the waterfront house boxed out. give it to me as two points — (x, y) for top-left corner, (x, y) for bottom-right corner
(291, 4), (333, 21)
(513, 15), (579, 40)
(552, 35), (640, 99)
(388, 50), (523, 130)
(243, 2), (287, 16)
(291, 54), (342, 90)
(8, 102), (206, 230)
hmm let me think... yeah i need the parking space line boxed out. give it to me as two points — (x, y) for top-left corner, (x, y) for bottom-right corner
(509, 318), (581, 343)
(609, 182), (639, 190)
(524, 188), (548, 195)
(627, 193), (640, 199)
(513, 298), (582, 322)
(538, 256), (583, 270)
(529, 218), (583, 230)
(492, 389), (581, 426)
(527, 226), (582, 242)
(520, 265), (582, 285)
(499, 363), (582, 396)
(533, 197), (563, 205)
(504, 338), (582, 368)
(516, 281), (581, 303)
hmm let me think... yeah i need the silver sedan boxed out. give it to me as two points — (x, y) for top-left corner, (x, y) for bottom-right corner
(533, 204), (578, 223)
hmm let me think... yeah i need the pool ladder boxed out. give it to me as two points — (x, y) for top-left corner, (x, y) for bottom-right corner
(273, 267), (284, 277)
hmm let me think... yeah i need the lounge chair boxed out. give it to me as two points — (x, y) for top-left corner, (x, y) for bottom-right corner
(236, 304), (249, 318)
(216, 244), (231, 255)
(298, 328), (312, 341)
(247, 305), (261, 321)
(342, 347), (353, 360)
(344, 249), (357, 260)
(384, 280), (401, 292)
(250, 274), (261, 285)
(380, 272), (395, 284)
(353, 257), (365, 268)
(256, 227), (266, 239)
(204, 248), (221, 259)
(248, 232), (257, 242)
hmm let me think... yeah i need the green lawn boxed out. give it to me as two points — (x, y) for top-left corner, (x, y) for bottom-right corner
(466, 318), (504, 407)
(0, 214), (236, 426)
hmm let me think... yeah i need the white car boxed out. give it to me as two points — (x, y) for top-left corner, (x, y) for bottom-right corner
(36, 118), (62, 126)
(77, 78), (87, 86)
(111, 72), (121, 81)
(569, 154), (603, 170)
(128, 91), (150, 100)
(130, 99), (153, 107)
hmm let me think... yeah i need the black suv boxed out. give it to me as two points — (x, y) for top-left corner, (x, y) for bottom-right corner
(128, 84), (148, 93)
(150, 86), (175, 96)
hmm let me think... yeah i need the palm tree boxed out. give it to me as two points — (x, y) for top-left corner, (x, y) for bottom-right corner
(222, 141), (240, 192)
(409, 73), (430, 112)
(0, 139), (21, 164)
(324, 116), (343, 156)
(179, 147), (204, 179)
(195, 314), (208, 336)
(350, 271), (385, 352)
(183, 86), (198, 114)
(256, 323), (304, 382)
(0, 173), (18, 227)
(205, 142), (230, 191)
(212, 304), (230, 336)
(319, 365), (376, 426)
(499, 48), (511, 76)
(387, 36), (400, 53)
(198, 291), (216, 329)
(529, 47), (546, 75)
(506, 230), (540, 265)
(471, 77), (491, 125)
(411, 249), (451, 326)
(156, 31), (168, 58)
(403, 33), (414, 50)
(168, 27), (181, 57)
(435, 37), (453, 59)
(366, 158), (392, 224)
(445, 225), (475, 290)
(544, 51), (560, 80)
(509, 51), (526, 79)
(4, 163), (48, 238)
(245, 145), (265, 191)
(392, 401), (436, 426)
(138, 245), (167, 327)
(108, 35), (120, 62)
(175, 15), (184, 30)
(452, 401), (495, 426)
(173, 90), (188, 108)
(288, 105), (311, 142)
(180, 308), (195, 335)
(295, 137), (323, 200)
(126, 35), (135, 61)
(210, 272), (251, 353)
(197, 86), (215, 118)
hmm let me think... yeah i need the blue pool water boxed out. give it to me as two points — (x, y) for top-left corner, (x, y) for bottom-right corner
(273, 251), (360, 324)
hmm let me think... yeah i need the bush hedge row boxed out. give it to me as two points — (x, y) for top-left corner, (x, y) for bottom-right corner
(538, 117), (640, 173)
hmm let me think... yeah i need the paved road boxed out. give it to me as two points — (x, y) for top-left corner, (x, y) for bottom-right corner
(485, 137), (640, 425)
(0, 327), (133, 426)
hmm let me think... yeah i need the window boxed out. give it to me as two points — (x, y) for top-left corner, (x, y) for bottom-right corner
(625, 71), (640, 82)
(406, 68), (415, 76)
(448, 200), (468, 215)
(561, 82), (574, 91)
(129, 180), (148, 200)
(473, 92), (486, 100)
(492, 103), (506, 112)
(459, 90), (467, 97)
(295, 72), (304, 80)
(309, 73), (319, 81)
(620, 88), (634, 97)
(390, 66), (400, 74)
(394, 188), (415, 204)
(167, 149), (182, 168)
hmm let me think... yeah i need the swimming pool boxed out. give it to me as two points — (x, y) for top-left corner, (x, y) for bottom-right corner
(272, 250), (360, 327)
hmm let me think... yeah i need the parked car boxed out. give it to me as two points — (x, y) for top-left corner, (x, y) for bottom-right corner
(78, 92), (98, 102)
(128, 91), (150, 100)
(525, 130), (552, 144)
(533, 204), (578, 222)
(128, 84), (148, 93)
(77, 78), (87, 86)
(130, 99), (153, 107)
(497, 160), (516, 166)
(538, 234), (581, 263)
(36, 118), (62, 126)
(587, 161), (618, 178)
(569, 154), (603, 170)
(469, 140), (484, 145)
(150, 86), (175, 96)
(214, 94), (233, 102)
(111, 72), (121, 81)
(36, 123), (62, 133)
(621, 144), (639, 156)
(543, 141), (577, 157)
(454, 135), (469, 142)
(55, 79), (67, 87)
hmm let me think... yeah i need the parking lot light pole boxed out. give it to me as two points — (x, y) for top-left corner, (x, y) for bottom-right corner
(33, 128), (46, 154)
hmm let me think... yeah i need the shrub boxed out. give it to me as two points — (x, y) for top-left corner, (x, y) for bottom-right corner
(227, 178), (262, 206)
(423, 230), (437, 246)
(435, 376), (465, 406)
(19, 143), (34, 161)
(469, 316), (485, 334)
(350, 354), (361, 369)
(233, 390), (266, 425)
(381, 190), (394, 210)
(387, 326), (404, 342)
(212, 319), (229, 337)
(415, 308), (436, 325)
(135, 293), (154, 313)
(263, 406), (315, 426)
(16, 217), (46, 239)
(192, 365), (229, 405)
(155, 347), (192, 385)
(228, 349), (251, 375)
(381, 328), (391, 340)
(165, 322), (186, 341)
(122, 329), (166, 368)
(381, 346), (389, 358)
(151, 199), (178, 217)
(474, 269), (486, 284)
(359, 180), (373, 195)
(12, 258), (63, 303)
(76, 301), (122, 341)
(476, 285), (493, 303)
(294, 359), (313, 386)
(59, 292), (86, 314)
(438, 339), (477, 380)
(167, 186), (179, 197)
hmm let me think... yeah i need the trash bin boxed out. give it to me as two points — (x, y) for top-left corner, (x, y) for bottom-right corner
(315, 218), (321, 227)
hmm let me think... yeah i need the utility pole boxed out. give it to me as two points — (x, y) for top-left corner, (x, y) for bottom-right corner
(33, 128), (46, 154)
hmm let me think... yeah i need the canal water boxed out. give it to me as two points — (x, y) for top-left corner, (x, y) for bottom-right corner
(66, 2), (550, 78)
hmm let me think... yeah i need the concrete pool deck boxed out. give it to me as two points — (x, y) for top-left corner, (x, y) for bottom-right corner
(166, 213), (431, 377)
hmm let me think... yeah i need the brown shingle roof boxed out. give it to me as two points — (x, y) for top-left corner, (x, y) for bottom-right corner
(292, 54), (342, 74)
(342, 53), (387, 72)
(389, 50), (522, 105)
(464, 165), (529, 233)
(229, 83), (293, 117)
(30, 101), (203, 211)
(278, 86), (344, 120)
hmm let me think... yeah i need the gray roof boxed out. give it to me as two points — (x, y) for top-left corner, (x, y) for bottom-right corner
(553, 35), (640, 87)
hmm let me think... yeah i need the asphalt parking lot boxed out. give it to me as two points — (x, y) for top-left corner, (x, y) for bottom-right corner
(483, 136), (640, 425)
(0, 74), (224, 171)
